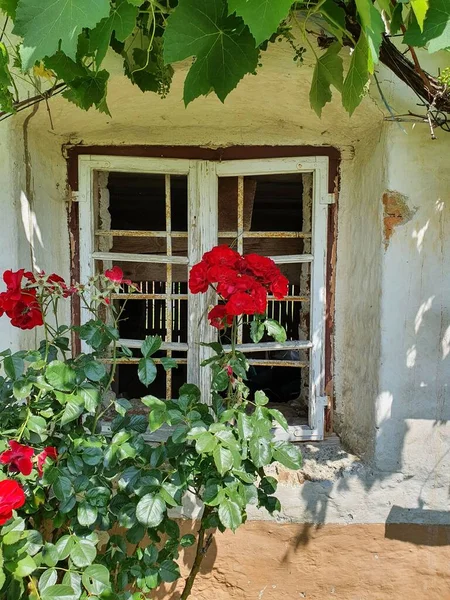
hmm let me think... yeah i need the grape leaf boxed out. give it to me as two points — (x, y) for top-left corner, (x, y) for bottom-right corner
(89, 0), (139, 67)
(342, 32), (371, 115)
(227, 0), (293, 45)
(321, 0), (347, 42)
(309, 43), (343, 117)
(0, 0), (17, 18)
(63, 69), (110, 114)
(163, 0), (259, 105)
(355, 0), (384, 65)
(404, 0), (450, 52)
(411, 0), (429, 30)
(14, 0), (110, 70)
(0, 43), (15, 113)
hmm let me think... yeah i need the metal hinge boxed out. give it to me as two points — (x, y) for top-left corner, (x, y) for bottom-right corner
(70, 191), (80, 203)
(320, 193), (335, 205)
(317, 395), (329, 408)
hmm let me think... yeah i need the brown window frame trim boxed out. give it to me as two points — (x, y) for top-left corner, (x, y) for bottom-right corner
(66, 145), (339, 434)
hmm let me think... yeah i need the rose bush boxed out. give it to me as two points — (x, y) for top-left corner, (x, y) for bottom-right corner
(0, 247), (302, 600)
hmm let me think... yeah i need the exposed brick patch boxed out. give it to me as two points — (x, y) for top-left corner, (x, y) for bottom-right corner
(382, 190), (416, 249)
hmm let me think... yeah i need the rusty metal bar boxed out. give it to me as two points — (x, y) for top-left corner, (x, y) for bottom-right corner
(101, 358), (188, 365)
(95, 229), (188, 238)
(218, 231), (312, 239)
(165, 174), (173, 399)
(247, 359), (309, 368)
(112, 293), (188, 301)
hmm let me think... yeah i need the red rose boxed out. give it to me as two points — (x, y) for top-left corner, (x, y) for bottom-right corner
(203, 245), (240, 269)
(8, 292), (43, 330)
(36, 447), (58, 477)
(188, 261), (209, 294)
(270, 273), (289, 300)
(208, 305), (233, 330)
(0, 480), (26, 525)
(105, 266), (132, 286)
(225, 292), (257, 316)
(242, 254), (277, 281)
(0, 441), (35, 476)
(216, 273), (257, 299)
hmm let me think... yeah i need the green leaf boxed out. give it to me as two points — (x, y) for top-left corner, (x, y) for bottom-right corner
(405, 0), (450, 52)
(14, 0), (110, 69)
(255, 390), (269, 406)
(12, 554), (36, 577)
(82, 564), (111, 595)
(195, 432), (218, 454)
(213, 445), (234, 475)
(272, 441), (303, 469)
(38, 569), (58, 593)
(4, 354), (24, 379)
(342, 32), (371, 115)
(53, 476), (73, 501)
(54, 535), (75, 560)
(77, 502), (98, 526)
(218, 498), (242, 532)
(27, 414), (47, 435)
(84, 360), (107, 382)
(264, 319), (287, 343)
(250, 320), (265, 343)
(237, 412), (253, 440)
(61, 395), (84, 425)
(160, 357), (178, 371)
(63, 69), (110, 113)
(13, 379), (32, 400)
(163, 0), (259, 105)
(79, 384), (101, 413)
(180, 534), (196, 547)
(0, 43), (15, 113)
(0, 0), (17, 18)
(45, 361), (77, 392)
(70, 538), (97, 568)
(268, 408), (289, 431)
(321, 0), (347, 42)
(89, 0), (138, 67)
(159, 560), (180, 583)
(138, 357), (157, 386)
(411, 0), (429, 30)
(41, 585), (76, 600)
(135, 493), (166, 527)
(43, 51), (87, 81)
(42, 544), (59, 568)
(141, 336), (162, 358)
(309, 43), (344, 117)
(149, 408), (167, 432)
(228, 0), (293, 45)
(212, 368), (230, 392)
(249, 435), (271, 468)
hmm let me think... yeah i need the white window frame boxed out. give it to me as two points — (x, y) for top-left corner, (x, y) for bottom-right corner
(77, 155), (330, 441)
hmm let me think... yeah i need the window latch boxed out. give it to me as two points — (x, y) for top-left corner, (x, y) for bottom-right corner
(320, 193), (335, 205)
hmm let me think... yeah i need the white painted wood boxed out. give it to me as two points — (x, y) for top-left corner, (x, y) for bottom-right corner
(92, 252), (188, 265)
(269, 254), (314, 264)
(307, 158), (329, 440)
(118, 339), (188, 352)
(215, 156), (327, 176)
(187, 161), (218, 405)
(222, 341), (312, 352)
(79, 156), (191, 175)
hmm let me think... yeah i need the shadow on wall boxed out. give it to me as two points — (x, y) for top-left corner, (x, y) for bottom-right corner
(283, 193), (450, 558)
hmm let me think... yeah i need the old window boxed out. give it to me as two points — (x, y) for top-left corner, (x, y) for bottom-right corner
(78, 156), (330, 441)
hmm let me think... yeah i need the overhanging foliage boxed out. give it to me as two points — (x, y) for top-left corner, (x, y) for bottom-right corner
(0, 0), (449, 122)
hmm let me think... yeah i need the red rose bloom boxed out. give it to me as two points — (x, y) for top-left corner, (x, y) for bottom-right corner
(203, 245), (240, 269)
(208, 305), (233, 330)
(242, 254), (277, 281)
(8, 292), (43, 330)
(0, 480), (26, 525)
(0, 441), (35, 476)
(188, 261), (209, 294)
(270, 273), (289, 300)
(36, 447), (58, 477)
(105, 266), (132, 286)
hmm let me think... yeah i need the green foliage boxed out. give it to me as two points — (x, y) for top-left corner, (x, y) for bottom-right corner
(0, 0), (448, 117)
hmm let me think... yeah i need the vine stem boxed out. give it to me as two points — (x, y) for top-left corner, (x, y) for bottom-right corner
(179, 507), (213, 600)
